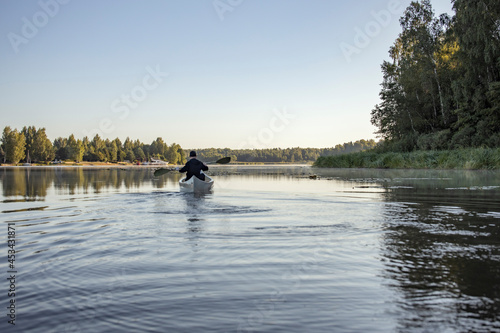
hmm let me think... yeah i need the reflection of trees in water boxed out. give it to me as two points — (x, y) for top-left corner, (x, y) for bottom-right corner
(380, 187), (500, 331)
(0, 165), (320, 200)
(1, 167), (54, 198)
(1, 168), (180, 198)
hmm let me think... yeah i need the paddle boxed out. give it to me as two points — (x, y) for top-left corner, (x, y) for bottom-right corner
(153, 167), (175, 177)
(153, 157), (231, 177)
(213, 156), (231, 164)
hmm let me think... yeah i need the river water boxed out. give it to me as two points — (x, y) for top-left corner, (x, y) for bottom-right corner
(1, 166), (499, 333)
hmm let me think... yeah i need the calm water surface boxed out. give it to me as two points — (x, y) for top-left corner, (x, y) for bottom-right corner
(1, 166), (499, 333)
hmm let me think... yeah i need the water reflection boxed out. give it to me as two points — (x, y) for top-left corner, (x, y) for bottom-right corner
(2, 165), (500, 332)
(374, 172), (500, 332)
(310, 167), (500, 331)
(0, 167), (181, 199)
(1, 167), (53, 198)
(0, 165), (314, 200)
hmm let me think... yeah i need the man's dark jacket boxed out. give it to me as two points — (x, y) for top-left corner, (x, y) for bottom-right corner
(179, 158), (209, 181)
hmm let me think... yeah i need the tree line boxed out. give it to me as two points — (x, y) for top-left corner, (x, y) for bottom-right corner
(194, 139), (377, 163)
(1, 126), (185, 165)
(371, 0), (500, 152)
(0, 125), (377, 164)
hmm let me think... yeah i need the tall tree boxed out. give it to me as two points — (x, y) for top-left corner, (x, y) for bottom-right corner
(53, 137), (68, 160)
(91, 134), (106, 161)
(106, 139), (118, 162)
(113, 138), (126, 161)
(67, 134), (84, 162)
(176, 144), (186, 164)
(1, 127), (26, 164)
(451, 0), (500, 147)
(150, 137), (168, 160)
(125, 148), (135, 162)
(133, 146), (145, 162)
(370, 0), (499, 151)
(31, 128), (55, 162)
(21, 126), (37, 162)
(387, 1), (453, 133)
(165, 143), (183, 164)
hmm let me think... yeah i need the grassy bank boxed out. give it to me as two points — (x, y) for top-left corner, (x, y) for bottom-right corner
(313, 148), (500, 170)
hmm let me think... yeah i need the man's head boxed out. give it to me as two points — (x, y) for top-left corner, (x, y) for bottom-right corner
(189, 151), (197, 158)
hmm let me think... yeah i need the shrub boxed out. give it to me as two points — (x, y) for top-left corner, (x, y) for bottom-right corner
(417, 130), (451, 150)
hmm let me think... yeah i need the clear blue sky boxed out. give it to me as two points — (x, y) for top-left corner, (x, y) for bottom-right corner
(0, 0), (453, 149)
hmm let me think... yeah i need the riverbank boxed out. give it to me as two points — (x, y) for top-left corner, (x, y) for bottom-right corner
(313, 148), (500, 170)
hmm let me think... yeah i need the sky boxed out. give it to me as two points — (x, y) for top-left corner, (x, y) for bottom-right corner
(0, 0), (454, 149)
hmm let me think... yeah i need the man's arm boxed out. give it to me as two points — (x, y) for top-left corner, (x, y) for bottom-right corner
(179, 162), (188, 173)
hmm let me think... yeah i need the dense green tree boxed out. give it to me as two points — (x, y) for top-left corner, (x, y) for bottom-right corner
(372, 1), (455, 150)
(142, 144), (151, 161)
(67, 134), (84, 162)
(123, 137), (134, 151)
(53, 137), (68, 160)
(90, 135), (106, 161)
(165, 143), (184, 164)
(371, 0), (500, 151)
(32, 128), (55, 162)
(150, 137), (168, 160)
(82, 136), (93, 161)
(3, 126), (189, 163)
(450, 0), (500, 147)
(125, 148), (135, 162)
(106, 139), (118, 162)
(22, 126), (54, 162)
(176, 144), (187, 164)
(112, 138), (125, 161)
(133, 146), (145, 162)
(1, 127), (26, 164)
(21, 126), (37, 162)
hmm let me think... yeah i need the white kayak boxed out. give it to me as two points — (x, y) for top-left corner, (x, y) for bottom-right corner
(179, 173), (214, 193)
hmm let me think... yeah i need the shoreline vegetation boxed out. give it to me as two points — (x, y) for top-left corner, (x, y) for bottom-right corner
(1, 125), (377, 165)
(312, 1), (500, 171)
(368, 1), (500, 157)
(4, 147), (500, 170)
(314, 148), (500, 170)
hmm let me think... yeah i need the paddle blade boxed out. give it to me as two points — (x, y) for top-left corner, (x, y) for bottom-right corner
(154, 168), (172, 177)
(216, 157), (231, 164)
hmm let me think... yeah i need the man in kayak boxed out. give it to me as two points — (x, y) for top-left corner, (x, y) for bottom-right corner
(178, 151), (209, 181)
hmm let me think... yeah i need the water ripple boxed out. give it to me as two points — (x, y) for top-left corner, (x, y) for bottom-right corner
(2, 167), (499, 332)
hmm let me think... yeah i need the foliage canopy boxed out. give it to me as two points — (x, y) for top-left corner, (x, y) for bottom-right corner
(371, 0), (500, 151)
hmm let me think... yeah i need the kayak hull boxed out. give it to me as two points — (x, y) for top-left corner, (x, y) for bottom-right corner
(179, 174), (214, 193)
